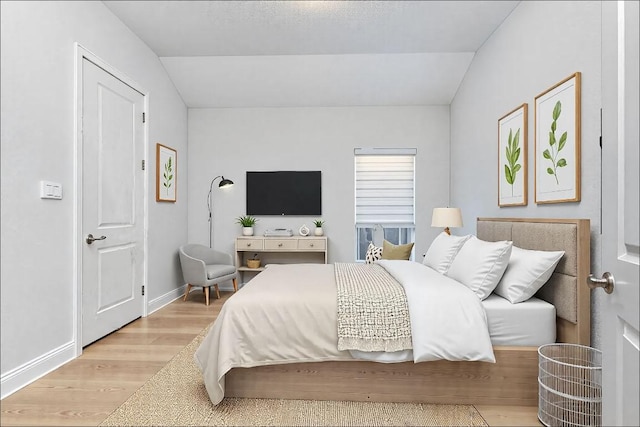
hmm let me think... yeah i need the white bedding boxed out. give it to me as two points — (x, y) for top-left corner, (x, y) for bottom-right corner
(351, 290), (556, 362)
(482, 293), (556, 346)
(195, 261), (495, 405)
(351, 265), (556, 350)
(377, 260), (495, 363)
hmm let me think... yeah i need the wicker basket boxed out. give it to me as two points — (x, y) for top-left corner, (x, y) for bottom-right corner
(246, 259), (261, 269)
(538, 343), (602, 426)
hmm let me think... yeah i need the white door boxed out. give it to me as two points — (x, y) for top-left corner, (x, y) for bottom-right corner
(600, 1), (639, 425)
(81, 58), (145, 346)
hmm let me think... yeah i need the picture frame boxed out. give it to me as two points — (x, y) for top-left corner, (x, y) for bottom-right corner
(498, 103), (528, 207)
(156, 143), (177, 202)
(534, 72), (581, 204)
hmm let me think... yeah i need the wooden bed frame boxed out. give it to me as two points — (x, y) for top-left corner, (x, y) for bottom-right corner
(225, 217), (591, 406)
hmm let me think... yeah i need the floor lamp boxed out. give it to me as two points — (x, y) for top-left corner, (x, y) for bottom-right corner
(207, 175), (234, 248)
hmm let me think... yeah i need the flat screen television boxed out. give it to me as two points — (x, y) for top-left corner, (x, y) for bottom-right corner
(246, 171), (322, 216)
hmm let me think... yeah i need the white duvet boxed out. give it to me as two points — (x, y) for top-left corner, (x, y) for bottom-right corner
(195, 261), (495, 405)
(375, 260), (495, 363)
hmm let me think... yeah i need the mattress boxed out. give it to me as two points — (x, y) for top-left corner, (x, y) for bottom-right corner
(482, 293), (556, 346)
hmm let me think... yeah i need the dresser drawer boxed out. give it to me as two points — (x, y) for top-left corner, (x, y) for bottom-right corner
(264, 239), (298, 250)
(298, 239), (326, 250)
(237, 239), (264, 250)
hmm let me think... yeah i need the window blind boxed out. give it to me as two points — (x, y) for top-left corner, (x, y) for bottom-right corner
(354, 148), (416, 226)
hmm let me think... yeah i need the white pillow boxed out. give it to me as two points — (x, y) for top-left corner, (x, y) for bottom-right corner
(494, 246), (565, 303)
(446, 236), (513, 300)
(422, 232), (471, 274)
(365, 243), (383, 264)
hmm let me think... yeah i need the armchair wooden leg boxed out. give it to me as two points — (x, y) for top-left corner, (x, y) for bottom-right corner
(204, 286), (210, 306)
(183, 284), (193, 301)
(214, 284), (221, 299)
(232, 278), (238, 292)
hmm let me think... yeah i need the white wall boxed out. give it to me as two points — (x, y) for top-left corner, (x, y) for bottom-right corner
(450, 1), (603, 346)
(0, 1), (187, 395)
(188, 106), (450, 271)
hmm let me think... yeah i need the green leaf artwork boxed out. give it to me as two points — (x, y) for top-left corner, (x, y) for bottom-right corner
(544, 101), (568, 184)
(163, 156), (173, 195)
(504, 128), (521, 195)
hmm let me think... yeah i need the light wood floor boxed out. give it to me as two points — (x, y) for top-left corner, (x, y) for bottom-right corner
(1, 290), (541, 426)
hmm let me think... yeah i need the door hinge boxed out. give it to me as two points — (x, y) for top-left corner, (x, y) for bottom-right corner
(142, 112), (146, 123)
(142, 285), (145, 296)
(141, 159), (145, 171)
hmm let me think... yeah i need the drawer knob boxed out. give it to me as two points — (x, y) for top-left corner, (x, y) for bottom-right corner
(247, 243), (251, 247)
(310, 243), (314, 247)
(278, 243), (283, 247)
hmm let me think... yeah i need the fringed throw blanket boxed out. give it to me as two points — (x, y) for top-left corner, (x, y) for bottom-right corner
(334, 262), (412, 352)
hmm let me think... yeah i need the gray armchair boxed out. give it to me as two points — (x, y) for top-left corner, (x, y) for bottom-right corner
(178, 244), (238, 305)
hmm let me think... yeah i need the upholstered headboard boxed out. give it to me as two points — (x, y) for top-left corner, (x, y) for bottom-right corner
(477, 217), (591, 345)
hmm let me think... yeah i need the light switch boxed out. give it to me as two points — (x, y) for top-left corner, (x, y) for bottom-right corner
(40, 181), (63, 200)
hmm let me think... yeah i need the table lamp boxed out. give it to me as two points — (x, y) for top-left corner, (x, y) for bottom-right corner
(431, 207), (463, 235)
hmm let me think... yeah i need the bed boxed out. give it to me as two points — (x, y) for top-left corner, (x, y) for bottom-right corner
(195, 217), (591, 406)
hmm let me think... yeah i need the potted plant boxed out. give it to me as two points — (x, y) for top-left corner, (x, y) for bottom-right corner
(313, 219), (325, 236)
(236, 215), (258, 236)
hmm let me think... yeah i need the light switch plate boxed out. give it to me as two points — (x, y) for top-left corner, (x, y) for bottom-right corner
(40, 181), (62, 200)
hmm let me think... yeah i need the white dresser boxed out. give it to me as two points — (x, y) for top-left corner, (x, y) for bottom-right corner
(235, 236), (328, 282)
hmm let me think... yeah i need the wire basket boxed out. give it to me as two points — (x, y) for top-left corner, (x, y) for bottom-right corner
(538, 343), (602, 426)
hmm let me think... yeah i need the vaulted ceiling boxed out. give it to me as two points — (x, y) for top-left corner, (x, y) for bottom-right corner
(103, 1), (519, 108)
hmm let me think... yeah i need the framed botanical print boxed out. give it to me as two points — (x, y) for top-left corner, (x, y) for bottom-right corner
(498, 103), (528, 207)
(156, 143), (177, 202)
(534, 72), (581, 204)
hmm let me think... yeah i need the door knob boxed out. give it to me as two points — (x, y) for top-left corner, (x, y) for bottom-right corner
(587, 272), (615, 294)
(86, 234), (107, 244)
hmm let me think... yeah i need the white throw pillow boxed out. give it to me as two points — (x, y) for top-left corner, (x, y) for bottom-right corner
(494, 246), (565, 303)
(422, 232), (471, 274)
(446, 236), (513, 300)
(365, 243), (383, 264)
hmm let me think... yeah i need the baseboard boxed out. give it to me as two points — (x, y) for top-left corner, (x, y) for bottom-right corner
(1, 341), (75, 399)
(147, 284), (189, 315)
(218, 283), (238, 292)
(1, 285), (201, 399)
(147, 282), (240, 315)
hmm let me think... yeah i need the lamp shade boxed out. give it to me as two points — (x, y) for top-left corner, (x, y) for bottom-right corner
(208, 175), (234, 248)
(218, 177), (234, 188)
(431, 208), (463, 228)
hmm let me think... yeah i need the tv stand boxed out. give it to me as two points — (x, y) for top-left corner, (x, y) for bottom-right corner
(235, 236), (328, 283)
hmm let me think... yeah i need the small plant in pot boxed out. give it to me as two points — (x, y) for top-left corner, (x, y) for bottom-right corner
(236, 215), (258, 236)
(247, 253), (261, 269)
(313, 219), (325, 236)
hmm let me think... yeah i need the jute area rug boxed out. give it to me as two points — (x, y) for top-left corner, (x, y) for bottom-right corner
(100, 326), (488, 427)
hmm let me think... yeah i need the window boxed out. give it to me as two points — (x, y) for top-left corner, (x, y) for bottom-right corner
(354, 148), (416, 261)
